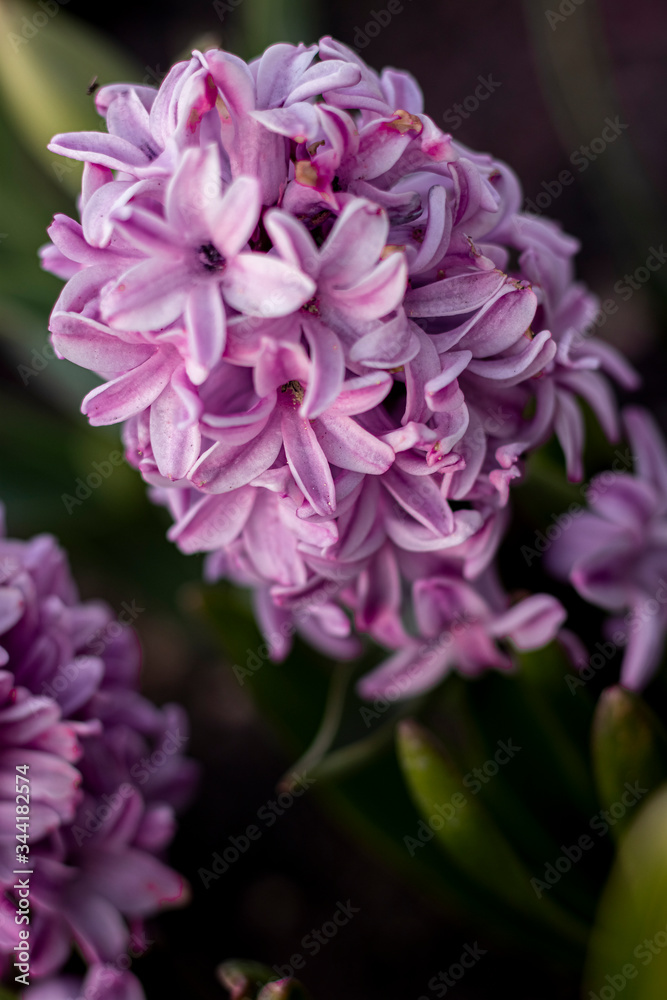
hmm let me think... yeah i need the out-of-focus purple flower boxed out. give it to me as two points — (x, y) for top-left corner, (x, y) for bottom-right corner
(42, 37), (638, 697)
(24, 963), (145, 1000)
(0, 510), (195, 994)
(548, 407), (667, 689)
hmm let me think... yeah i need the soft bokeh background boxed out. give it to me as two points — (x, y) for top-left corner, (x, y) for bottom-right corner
(1, 2), (667, 998)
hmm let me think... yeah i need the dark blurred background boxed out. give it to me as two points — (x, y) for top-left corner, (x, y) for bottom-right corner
(1, 1), (667, 998)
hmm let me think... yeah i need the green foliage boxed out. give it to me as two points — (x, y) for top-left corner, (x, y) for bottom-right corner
(586, 786), (667, 1000)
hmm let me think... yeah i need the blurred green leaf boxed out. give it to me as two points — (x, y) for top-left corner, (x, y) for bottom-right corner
(592, 686), (667, 841)
(200, 590), (584, 961)
(515, 644), (598, 814)
(428, 669), (600, 921)
(396, 719), (589, 947)
(0, 0), (139, 195)
(231, 0), (318, 60)
(585, 785), (667, 999)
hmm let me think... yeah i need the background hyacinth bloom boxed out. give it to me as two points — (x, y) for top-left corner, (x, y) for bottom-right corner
(548, 407), (667, 690)
(0, 509), (195, 992)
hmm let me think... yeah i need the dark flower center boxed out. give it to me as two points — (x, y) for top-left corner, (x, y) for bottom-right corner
(198, 243), (226, 272)
(302, 297), (320, 315)
(280, 380), (305, 403)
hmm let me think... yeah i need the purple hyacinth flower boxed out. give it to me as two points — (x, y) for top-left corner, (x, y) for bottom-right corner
(548, 407), (667, 689)
(0, 510), (195, 989)
(41, 37), (640, 695)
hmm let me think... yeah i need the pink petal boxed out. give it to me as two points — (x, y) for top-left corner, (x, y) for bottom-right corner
(382, 467), (454, 536)
(50, 321), (155, 375)
(410, 184), (453, 274)
(281, 407), (336, 516)
(165, 144), (223, 238)
(150, 372), (202, 481)
(189, 411), (282, 493)
(185, 283), (227, 384)
(333, 252), (407, 321)
(168, 489), (255, 553)
(223, 254), (315, 316)
(329, 372), (393, 416)
(620, 609), (666, 690)
(48, 132), (153, 171)
(490, 594), (567, 649)
(456, 285), (537, 358)
(300, 318), (345, 418)
(82, 351), (175, 425)
(466, 329), (556, 385)
(101, 258), (189, 332)
(209, 176), (261, 258)
(405, 269), (505, 318)
(319, 199), (389, 287)
(264, 209), (319, 276)
(86, 846), (188, 915)
(114, 207), (182, 259)
(315, 413), (394, 474)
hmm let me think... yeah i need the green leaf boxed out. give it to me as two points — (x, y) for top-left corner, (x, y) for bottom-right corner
(514, 644), (598, 814)
(0, 1), (139, 195)
(230, 0), (318, 60)
(592, 686), (667, 841)
(430, 670), (599, 921)
(585, 785), (667, 999)
(396, 719), (589, 947)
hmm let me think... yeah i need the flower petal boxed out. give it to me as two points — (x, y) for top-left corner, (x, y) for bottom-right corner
(223, 254), (315, 316)
(281, 407), (336, 516)
(315, 413), (394, 475)
(82, 352), (175, 425)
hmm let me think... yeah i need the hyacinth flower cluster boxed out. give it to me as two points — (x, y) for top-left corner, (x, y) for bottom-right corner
(41, 37), (645, 700)
(549, 407), (667, 691)
(0, 510), (196, 999)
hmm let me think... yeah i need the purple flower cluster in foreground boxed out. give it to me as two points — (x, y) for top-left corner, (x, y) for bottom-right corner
(0, 511), (195, 999)
(43, 37), (658, 698)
